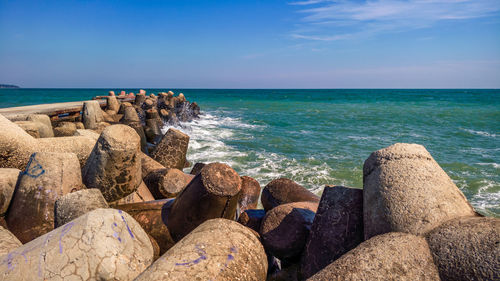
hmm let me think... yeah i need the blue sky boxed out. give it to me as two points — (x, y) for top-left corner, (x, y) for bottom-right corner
(1, 0), (499, 88)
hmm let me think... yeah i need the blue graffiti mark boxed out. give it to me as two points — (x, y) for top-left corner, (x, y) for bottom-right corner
(22, 153), (45, 178)
(219, 246), (238, 273)
(118, 210), (135, 239)
(111, 222), (122, 242)
(175, 244), (207, 267)
(59, 222), (74, 253)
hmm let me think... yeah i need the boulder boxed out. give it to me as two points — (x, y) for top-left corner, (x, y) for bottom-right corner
(82, 125), (142, 202)
(144, 168), (194, 199)
(140, 152), (165, 178)
(426, 216), (500, 281)
(14, 121), (40, 138)
(145, 119), (162, 144)
(238, 209), (265, 233)
(115, 199), (176, 255)
(307, 232), (440, 281)
(0, 114), (38, 169)
(239, 176), (261, 212)
(82, 100), (103, 129)
(74, 122), (85, 129)
(120, 106), (140, 123)
(0, 208), (154, 280)
(151, 128), (189, 170)
(0, 168), (20, 215)
(301, 186), (364, 279)
(190, 162), (206, 175)
(166, 163), (241, 241)
(118, 102), (132, 114)
(53, 121), (77, 137)
(260, 201), (318, 261)
(363, 143), (477, 238)
(110, 181), (155, 205)
(135, 219), (268, 281)
(38, 135), (97, 167)
(26, 114), (53, 137)
(0, 226), (22, 257)
(261, 178), (319, 212)
(106, 95), (120, 112)
(73, 129), (100, 140)
(135, 93), (146, 106)
(6, 152), (84, 243)
(54, 188), (109, 227)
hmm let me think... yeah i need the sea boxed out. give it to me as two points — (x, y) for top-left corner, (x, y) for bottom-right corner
(1, 89), (499, 217)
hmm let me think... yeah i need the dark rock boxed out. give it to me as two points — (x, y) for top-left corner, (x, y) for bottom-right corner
(190, 162), (206, 175)
(261, 178), (319, 212)
(151, 128), (189, 170)
(238, 209), (265, 233)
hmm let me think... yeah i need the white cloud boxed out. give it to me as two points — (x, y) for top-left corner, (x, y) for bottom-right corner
(290, 0), (500, 41)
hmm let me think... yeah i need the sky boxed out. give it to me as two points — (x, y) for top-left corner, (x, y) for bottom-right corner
(0, 0), (499, 88)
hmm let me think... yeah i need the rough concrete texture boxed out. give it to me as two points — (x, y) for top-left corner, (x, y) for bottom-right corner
(110, 181), (155, 205)
(268, 263), (300, 281)
(261, 178), (320, 212)
(426, 216), (500, 281)
(307, 232), (440, 281)
(135, 93), (146, 106)
(363, 143), (477, 238)
(73, 129), (100, 140)
(116, 199), (176, 255)
(0, 114), (38, 170)
(82, 100), (103, 129)
(151, 128), (189, 170)
(14, 121), (41, 138)
(144, 168), (194, 199)
(38, 135), (97, 167)
(301, 186), (364, 279)
(239, 176), (261, 213)
(6, 152), (84, 243)
(135, 218), (268, 281)
(190, 162), (206, 175)
(238, 209), (266, 233)
(0, 168), (20, 215)
(166, 163), (242, 241)
(120, 106), (140, 123)
(260, 201), (318, 261)
(106, 95), (120, 112)
(26, 114), (54, 137)
(0, 208), (154, 280)
(54, 188), (109, 228)
(0, 226), (22, 257)
(140, 153), (165, 179)
(118, 102), (132, 114)
(53, 122), (77, 137)
(82, 125), (142, 202)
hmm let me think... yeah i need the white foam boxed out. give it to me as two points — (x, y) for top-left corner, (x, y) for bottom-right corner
(470, 179), (500, 214)
(461, 128), (498, 138)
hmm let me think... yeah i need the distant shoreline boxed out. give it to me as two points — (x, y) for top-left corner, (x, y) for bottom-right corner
(0, 84), (20, 89)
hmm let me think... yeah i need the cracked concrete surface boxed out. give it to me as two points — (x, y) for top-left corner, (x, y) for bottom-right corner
(151, 128), (189, 170)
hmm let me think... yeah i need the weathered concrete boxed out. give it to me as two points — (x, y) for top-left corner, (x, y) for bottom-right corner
(38, 135), (97, 167)
(238, 209), (265, 233)
(239, 176), (261, 212)
(135, 219), (268, 281)
(0, 208), (154, 281)
(426, 216), (500, 281)
(260, 201), (318, 261)
(363, 143), (477, 238)
(0, 226), (22, 257)
(261, 178), (319, 212)
(54, 188), (109, 227)
(53, 121), (77, 137)
(190, 162), (206, 175)
(0, 168), (20, 216)
(166, 163), (242, 241)
(151, 128), (189, 170)
(14, 121), (40, 138)
(301, 186), (364, 279)
(110, 181), (155, 205)
(0, 114), (39, 170)
(307, 232), (440, 281)
(116, 199), (175, 255)
(82, 100), (103, 129)
(6, 152), (84, 243)
(144, 168), (194, 199)
(26, 114), (53, 138)
(82, 125), (142, 202)
(140, 152), (165, 179)
(73, 129), (100, 140)
(106, 95), (120, 112)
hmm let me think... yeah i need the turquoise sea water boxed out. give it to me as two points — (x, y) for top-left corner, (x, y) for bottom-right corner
(1, 89), (499, 216)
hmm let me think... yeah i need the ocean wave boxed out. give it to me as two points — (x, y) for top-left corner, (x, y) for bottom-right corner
(470, 179), (500, 215)
(460, 128), (498, 138)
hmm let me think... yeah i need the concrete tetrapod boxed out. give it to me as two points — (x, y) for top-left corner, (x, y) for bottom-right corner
(54, 188), (109, 227)
(134, 218), (268, 281)
(0, 168), (20, 216)
(82, 100), (103, 129)
(239, 176), (261, 212)
(82, 124), (142, 202)
(363, 143), (477, 238)
(307, 232), (440, 281)
(261, 178), (319, 212)
(144, 168), (194, 199)
(26, 114), (53, 138)
(6, 152), (84, 243)
(166, 163), (242, 241)
(0, 208), (154, 281)
(151, 128), (189, 170)
(0, 226), (22, 257)
(110, 181), (155, 205)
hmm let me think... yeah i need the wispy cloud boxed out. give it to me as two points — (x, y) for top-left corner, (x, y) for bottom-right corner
(290, 0), (500, 41)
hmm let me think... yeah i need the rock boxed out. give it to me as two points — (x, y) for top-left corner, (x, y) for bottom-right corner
(268, 263), (300, 281)
(145, 119), (162, 144)
(101, 110), (116, 123)
(144, 98), (154, 109)
(135, 93), (146, 106)
(74, 122), (85, 129)
(166, 163), (241, 241)
(0, 168), (20, 215)
(14, 121), (40, 138)
(363, 143), (477, 238)
(307, 232), (440, 281)
(82, 100), (103, 129)
(260, 201), (318, 261)
(301, 186), (364, 279)
(53, 121), (77, 137)
(6, 152), (84, 243)
(82, 125), (142, 202)
(73, 129), (100, 139)
(144, 168), (194, 199)
(127, 122), (147, 153)
(120, 90), (126, 96)
(106, 95), (120, 112)
(238, 209), (265, 233)
(151, 128), (189, 170)
(426, 216), (500, 281)
(109, 90), (115, 96)
(120, 105), (140, 124)
(0, 114), (38, 170)
(0, 226), (22, 257)
(26, 114), (53, 137)
(0, 208), (154, 280)
(37, 135), (97, 167)
(146, 109), (161, 120)
(261, 178), (319, 212)
(239, 176), (261, 212)
(118, 101), (132, 114)
(159, 108), (169, 118)
(54, 188), (109, 228)
(134, 218), (268, 281)
(139, 89), (146, 95)
(190, 162), (206, 175)
(140, 152), (165, 178)
(110, 181), (155, 205)
(115, 199), (176, 255)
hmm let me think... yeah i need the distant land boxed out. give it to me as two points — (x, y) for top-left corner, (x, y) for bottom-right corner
(0, 84), (20, 89)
